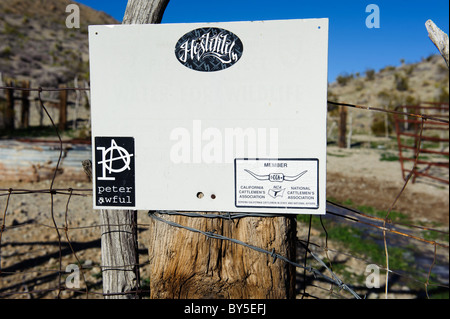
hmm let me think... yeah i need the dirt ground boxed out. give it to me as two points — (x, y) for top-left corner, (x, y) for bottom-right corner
(0, 145), (448, 299)
(326, 145), (449, 224)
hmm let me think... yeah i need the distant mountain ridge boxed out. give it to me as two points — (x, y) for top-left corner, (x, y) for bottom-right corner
(328, 54), (449, 108)
(327, 54), (449, 134)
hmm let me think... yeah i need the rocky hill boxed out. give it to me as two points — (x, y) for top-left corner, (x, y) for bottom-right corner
(0, 0), (118, 86)
(329, 55), (448, 106)
(327, 54), (449, 135)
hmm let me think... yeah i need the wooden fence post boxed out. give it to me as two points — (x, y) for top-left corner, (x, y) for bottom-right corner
(97, 0), (170, 299)
(426, 19), (449, 67)
(347, 108), (353, 149)
(148, 213), (296, 298)
(20, 80), (30, 129)
(73, 77), (80, 130)
(99, 209), (140, 299)
(338, 105), (347, 148)
(58, 84), (67, 131)
(4, 80), (15, 130)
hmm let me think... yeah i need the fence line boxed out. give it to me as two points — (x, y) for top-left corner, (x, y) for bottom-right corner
(327, 100), (449, 124)
(1, 85), (449, 299)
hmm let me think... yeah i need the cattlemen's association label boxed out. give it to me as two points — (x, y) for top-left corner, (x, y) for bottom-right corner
(94, 137), (135, 207)
(175, 27), (244, 72)
(235, 158), (319, 210)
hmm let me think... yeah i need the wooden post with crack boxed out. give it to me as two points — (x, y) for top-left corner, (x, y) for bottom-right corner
(426, 19), (449, 68)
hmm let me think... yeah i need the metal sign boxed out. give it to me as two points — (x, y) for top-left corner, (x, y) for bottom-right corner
(89, 19), (329, 214)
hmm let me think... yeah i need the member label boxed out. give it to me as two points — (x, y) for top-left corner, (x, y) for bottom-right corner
(94, 137), (135, 207)
(235, 158), (319, 209)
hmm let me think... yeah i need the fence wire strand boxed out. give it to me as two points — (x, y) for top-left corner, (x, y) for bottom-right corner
(0, 85), (449, 299)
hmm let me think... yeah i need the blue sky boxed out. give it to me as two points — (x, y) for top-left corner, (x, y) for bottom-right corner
(76, 0), (449, 82)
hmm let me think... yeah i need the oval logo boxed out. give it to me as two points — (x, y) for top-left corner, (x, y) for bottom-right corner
(175, 27), (244, 72)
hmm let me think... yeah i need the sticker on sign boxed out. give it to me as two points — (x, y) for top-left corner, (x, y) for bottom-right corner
(94, 137), (135, 207)
(235, 159), (319, 209)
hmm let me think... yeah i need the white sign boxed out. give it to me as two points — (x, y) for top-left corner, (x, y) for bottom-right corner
(89, 19), (329, 214)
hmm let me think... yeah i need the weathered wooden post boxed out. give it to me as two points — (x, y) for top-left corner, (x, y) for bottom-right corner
(426, 19), (449, 67)
(338, 105), (347, 148)
(148, 213), (296, 298)
(4, 80), (14, 130)
(72, 76), (80, 130)
(98, 0), (170, 299)
(58, 84), (68, 131)
(347, 109), (353, 149)
(20, 80), (30, 129)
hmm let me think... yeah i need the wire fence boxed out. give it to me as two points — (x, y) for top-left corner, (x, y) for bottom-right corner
(0, 85), (449, 299)
(393, 103), (449, 184)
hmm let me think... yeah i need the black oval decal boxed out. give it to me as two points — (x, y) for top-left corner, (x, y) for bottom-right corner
(175, 27), (243, 72)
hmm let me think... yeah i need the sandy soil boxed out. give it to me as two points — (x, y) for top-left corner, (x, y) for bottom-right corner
(326, 146), (449, 224)
(0, 145), (448, 299)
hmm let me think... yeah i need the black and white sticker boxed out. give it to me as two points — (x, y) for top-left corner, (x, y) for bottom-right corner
(94, 137), (135, 207)
(235, 159), (319, 209)
(175, 27), (244, 72)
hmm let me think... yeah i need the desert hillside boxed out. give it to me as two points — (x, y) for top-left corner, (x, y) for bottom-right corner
(0, 0), (118, 86)
(330, 55), (448, 106)
(327, 54), (449, 136)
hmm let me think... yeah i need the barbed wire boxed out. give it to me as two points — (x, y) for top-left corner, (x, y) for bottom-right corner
(0, 84), (449, 299)
(327, 100), (449, 124)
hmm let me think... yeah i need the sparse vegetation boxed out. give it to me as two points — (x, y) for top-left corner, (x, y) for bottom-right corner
(404, 64), (415, 75)
(298, 203), (416, 273)
(381, 65), (396, 73)
(394, 72), (409, 91)
(437, 83), (449, 103)
(366, 69), (376, 81)
(371, 114), (393, 136)
(298, 197), (448, 299)
(336, 73), (354, 86)
(328, 54), (448, 143)
(0, 45), (12, 58)
(380, 152), (399, 162)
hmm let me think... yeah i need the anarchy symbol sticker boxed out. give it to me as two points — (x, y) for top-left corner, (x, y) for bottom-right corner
(94, 137), (135, 207)
(97, 139), (134, 181)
